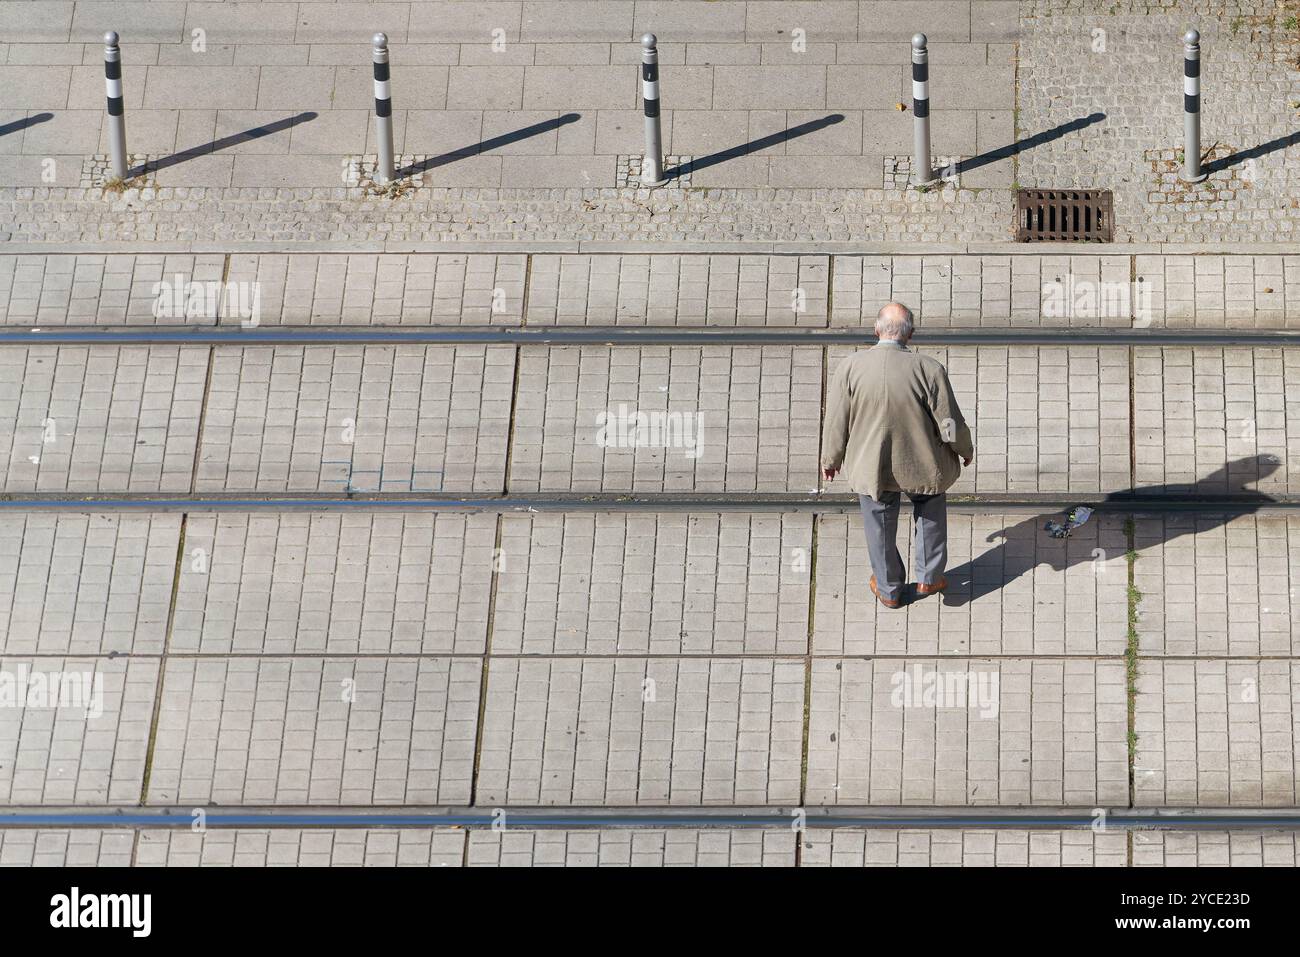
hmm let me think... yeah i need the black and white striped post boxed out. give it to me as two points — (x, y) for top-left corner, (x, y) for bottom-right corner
(103, 31), (128, 180)
(911, 33), (937, 187)
(372, 32), (395, 184)
(640, 33), (666, 187)
(1182, 28), (1206, 183)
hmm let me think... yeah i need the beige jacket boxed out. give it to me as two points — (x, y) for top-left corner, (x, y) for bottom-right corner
(821, 341), (974, 499)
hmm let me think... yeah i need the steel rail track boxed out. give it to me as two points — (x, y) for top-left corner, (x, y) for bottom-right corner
(1, 326), (1298, 347)
(4, 806), (1300, 831)
(1, 492), (1297, 513)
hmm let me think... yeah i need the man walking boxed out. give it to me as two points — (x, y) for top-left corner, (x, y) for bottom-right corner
(821, 302), (973, 608)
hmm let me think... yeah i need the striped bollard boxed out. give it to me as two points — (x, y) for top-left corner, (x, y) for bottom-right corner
(911, 33), (937, 186)
(1182, 29), (1206, 183)
(372, 32), (395, 184)
(103, 31), (128, 180)
(640, 34), (666, 187)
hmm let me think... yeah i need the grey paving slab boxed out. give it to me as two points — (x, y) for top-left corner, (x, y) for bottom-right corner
(1134, 659), (1300, 808)
(0, 829), (136, 867)
(0, 345), (207, 493)
(1133, 514), (1300, 658)
(1133, 347), (1300, 496)
(194, 345), (515, 493)
(493, 513), (811, 655)
(220, 253), (527, 325)
(173, 512), (497, 655)
(813, 513), (1129, 657)
(0, 253), (227, 325)
(824, 345), (1132, 495)
(146, 656), (482, 806)
(466, 827), (796, 866)
(0, 513), (179, 657)
(801, 828), (1128, 866)
(477, 657), (805, 805)
(807, 658), (1129, 806)
(0, 656), (158, 805)
(136, 827), (466, 867)
(508, 345), (822, 493)
(525, 253), (829, 326)
(1131, 831), (1300, 867)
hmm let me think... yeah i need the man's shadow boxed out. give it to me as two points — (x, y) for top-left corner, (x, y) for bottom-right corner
(938, 455), (1281, 608)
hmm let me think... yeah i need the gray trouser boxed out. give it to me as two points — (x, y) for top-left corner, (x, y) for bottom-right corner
(858, 492), (948, 602)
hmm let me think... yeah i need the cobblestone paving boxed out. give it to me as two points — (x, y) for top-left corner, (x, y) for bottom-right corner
(10, 253), (1297, 327)
(1018, 1), (1300, 243)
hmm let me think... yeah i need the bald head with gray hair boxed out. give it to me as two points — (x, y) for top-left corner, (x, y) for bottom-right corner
(875, 302), (915, 342)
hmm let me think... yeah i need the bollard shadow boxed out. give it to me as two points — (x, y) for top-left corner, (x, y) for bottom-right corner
(0, 113), (53, 138)
(128, 111), (319, 177)
(396, 112), (581, 177)
(665, 113), (845, 179)
(935, 454), (1281, 608)
(954, 112), (1105, 175)
(1202, 130), (1300, 175)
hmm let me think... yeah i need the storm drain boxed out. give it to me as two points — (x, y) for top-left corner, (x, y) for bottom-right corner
(1016, 188), (1113, 242)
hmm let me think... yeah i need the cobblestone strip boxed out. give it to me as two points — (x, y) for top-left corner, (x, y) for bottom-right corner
(806, 658), (1129, 806)
(0, 656), (158, 805)
(173, 513), (499, 656)
(144, 656), (483, 806)
(1134, 659), (1299, 807)
(814, 513), (1130, 657)
(0, 345), (208, 492)
(0, 513), (180, 656)
(492, 513), (812, 656)
(194, 345), (515, 492)
(476, 657), (805, 806)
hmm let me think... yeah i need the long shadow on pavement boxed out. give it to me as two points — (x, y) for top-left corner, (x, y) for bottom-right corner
(130, 111), (319, 177)
(396, 113), (581, 177)
(955, 112), (1105, 175)
(1203, 130), (1300, 175)
(0, 113), (53, 138)
(665, 114), (845, 179)
(938, 454), (1281, 608)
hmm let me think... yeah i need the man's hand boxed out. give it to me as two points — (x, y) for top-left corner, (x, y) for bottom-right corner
(961, 456), (972, 467)
(822, 466), (839, 481)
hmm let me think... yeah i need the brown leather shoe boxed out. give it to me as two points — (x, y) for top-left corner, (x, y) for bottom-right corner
(915, 576), (947, 596)
(870, 575), (902, 609)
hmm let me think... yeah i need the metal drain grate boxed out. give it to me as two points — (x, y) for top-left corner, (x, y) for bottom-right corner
(1016, 189), (1113, 242)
